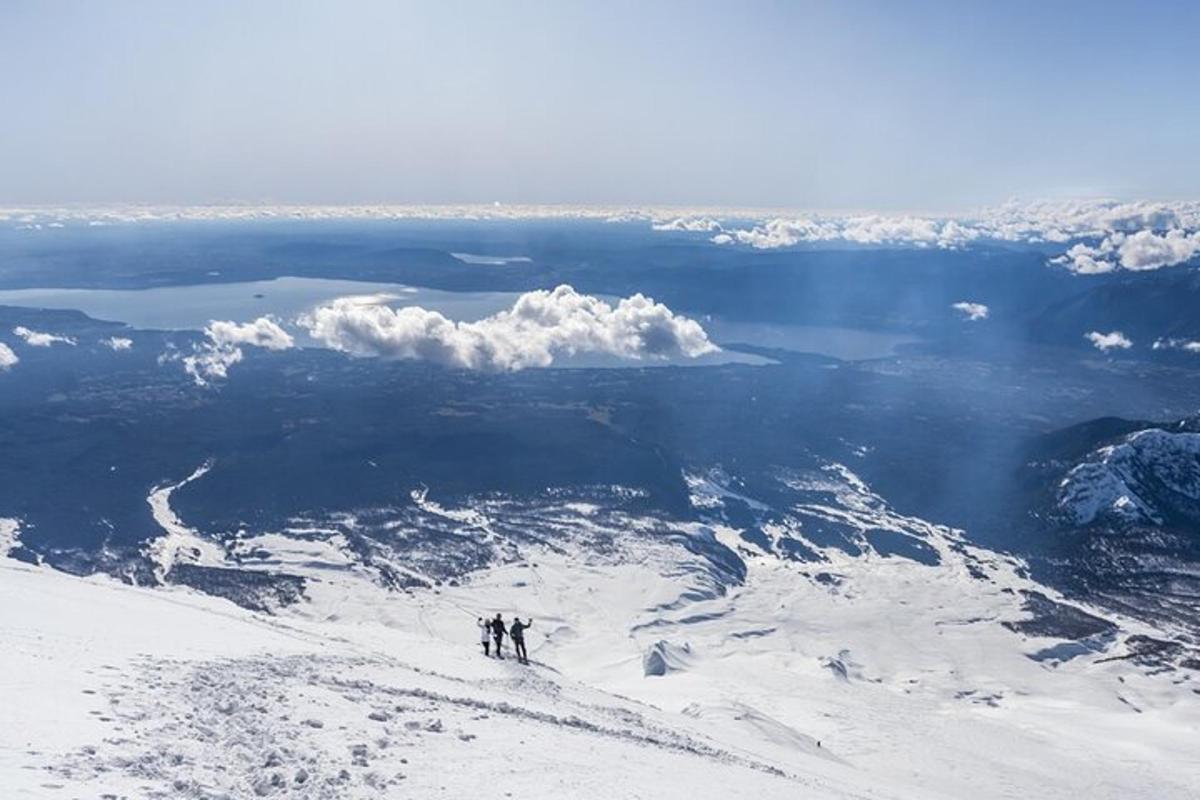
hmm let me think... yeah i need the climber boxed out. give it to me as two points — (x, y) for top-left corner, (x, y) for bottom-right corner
(477, 617), (492, 656)
(510, 617), (533, 664)
(491, 613), (507, 658)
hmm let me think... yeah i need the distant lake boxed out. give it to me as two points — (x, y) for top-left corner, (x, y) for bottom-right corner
(0, 276), (771, 368)
(0, 277), (515, 331)
(708, 320), (920, 360)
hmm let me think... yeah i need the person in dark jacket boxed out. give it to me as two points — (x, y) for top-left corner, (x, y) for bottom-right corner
(477, 617), (492, 656)
(510, 617), (533, 664)
(491, 613), (507, 658)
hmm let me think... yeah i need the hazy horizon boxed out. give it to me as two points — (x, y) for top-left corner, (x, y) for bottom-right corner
(4, 0), (1199, 209)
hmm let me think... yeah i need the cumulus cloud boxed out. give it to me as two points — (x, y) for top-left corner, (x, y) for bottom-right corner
(1054, 229), (1200, 273)
(951, 301), (989, 321)
(1114, 229), (1200, 270)
(1086, 330), (1133, 352)
(13, 326), (76, 347)
(165, 316), (294, 385)
(1053, 241), (1116, 274)
(675, 198), (1200, 274)
(182, 345), (243, 385)
(101, 336), (133, 351)
(298, 285), (718, 371)
(651, 217), (724, 232)
(205, 318), (294, 351)
(1152, 338), (1200, 353)
(711, 215), (980, 250)
(0, 343), (17, 370)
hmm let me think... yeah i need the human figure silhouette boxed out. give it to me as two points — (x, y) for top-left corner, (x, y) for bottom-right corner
(510, 617), (533, 664)
(478, 617), (491, 656)
(491, 613), (507, 658)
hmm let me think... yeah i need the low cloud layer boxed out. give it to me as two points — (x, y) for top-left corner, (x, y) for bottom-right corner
(709, 215), (979, 250)
(651, 217), (723, 233)
(1152, 338), (1200, 353)
(206, 318), (295, 351)
(951, 301), (989, 321)
(1054, 229), (1200, 273)
(646, 199), (1200, 275)
(10, 199), (1200, 277)
(166, 317), (294, 385)
(101, 336), (133, 351)
(299, 285), (717, 371)
(0, 343), (17, 370)
(1086, 330), (1133, 352)
(13, 326), (76, 347)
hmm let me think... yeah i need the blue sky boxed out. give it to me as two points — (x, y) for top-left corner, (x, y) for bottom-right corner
(2, 0), (1197, 209)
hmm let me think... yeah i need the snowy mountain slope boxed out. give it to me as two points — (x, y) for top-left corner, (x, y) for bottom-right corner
(7, 457), (1198, 799)
(1023, 418), (1200, 644)
(1058, 427), (1200, 526)
(5, 534), (1199, 800)
(0, 560), (857, 800)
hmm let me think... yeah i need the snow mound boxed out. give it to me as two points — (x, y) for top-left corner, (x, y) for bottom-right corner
(643, 640), (694, 676)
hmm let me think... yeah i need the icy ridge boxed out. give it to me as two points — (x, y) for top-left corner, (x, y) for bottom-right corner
(1057, 428), (1200, 525)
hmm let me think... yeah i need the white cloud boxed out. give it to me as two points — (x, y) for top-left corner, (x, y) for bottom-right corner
(1114, 229), (1200, 270)
(13, 326), (76, 347)
(651, 217), (724, 232)
(101, 336), (133, 351)
(1053, 241), (1117, 274)
(661, 198), (1200, 273)
(166, 316), (294, 385)
(711, 214), (983, 250)
(299, 285), (718, 371)
(951, 301), (989, 321)
(8, 199), (1200, 274)
(0, 343), (17, 370)
(1152, 337), (1200, 353)
(205, 318), (294, 351)
(182, 345), (243, 385)
(1054, 229), (1200, 273)
(1086, 330), (1133, 352)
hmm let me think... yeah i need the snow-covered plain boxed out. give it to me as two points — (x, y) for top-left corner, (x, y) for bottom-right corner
(3, 462), (1199, 799)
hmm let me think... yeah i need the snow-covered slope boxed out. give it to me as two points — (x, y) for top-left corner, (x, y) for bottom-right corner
(1043, 422), (1200, 639)
(4, 458), (1199, 799)
(1058, 428), (1200, 525)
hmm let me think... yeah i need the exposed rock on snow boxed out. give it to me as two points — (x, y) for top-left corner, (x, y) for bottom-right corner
(643, 640), (693, 676)
(1057, 428), (1200, 525)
